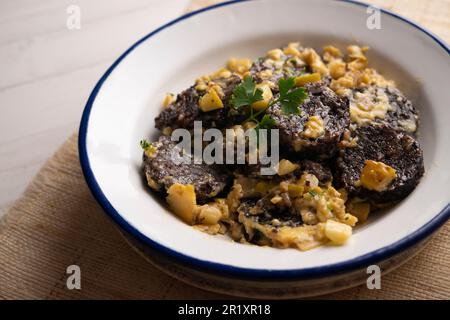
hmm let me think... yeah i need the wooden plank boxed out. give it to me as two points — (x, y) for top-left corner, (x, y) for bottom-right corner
(0, 1), (191, 212)
(0, 0), (191, 89)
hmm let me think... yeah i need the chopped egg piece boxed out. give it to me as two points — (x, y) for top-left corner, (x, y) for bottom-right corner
(283, 42), (301, 56)
(227, 58), (252, 75)
(301, 48), (329, 76)
(166, 184), (197, 224)
(360, 160), (397, 192)
(295, 73), (321, 86)
(277, 159), (299, 176)
(211, 68), (232, 79)
(251, 84), (273, 110)
(197, 205), (222, 225)
(303, 116), (325, 139)
(199, 88), (224, 112)
(162, 93), (175, 107)
(266, 48), (283, 60)
(325, 220), (352, 245)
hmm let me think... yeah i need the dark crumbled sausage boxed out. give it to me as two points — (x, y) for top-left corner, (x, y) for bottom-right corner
(239, 200), (302, 225)
(235, 159), (332, 183)
(267, 81), (349, 158)
(155, 74), (241, 130)
(250, 53), (309, 91)
(334, 125), (424, 203)
(300, 160), (333, 183)
(237, 199), (303, 245)
(383, 86), (419, 134)
(143, 136), (230, 202)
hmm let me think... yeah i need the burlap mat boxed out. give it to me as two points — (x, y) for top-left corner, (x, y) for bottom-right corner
(1, 0), (449, 300)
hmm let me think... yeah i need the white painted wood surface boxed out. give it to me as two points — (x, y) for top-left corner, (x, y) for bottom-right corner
(0, 0), (191, 216)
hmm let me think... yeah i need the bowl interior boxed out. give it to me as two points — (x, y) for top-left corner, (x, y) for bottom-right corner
(83, 0), (450, 272)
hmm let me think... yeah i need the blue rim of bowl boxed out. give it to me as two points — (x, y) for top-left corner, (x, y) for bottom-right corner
(79, 0), (450, 279)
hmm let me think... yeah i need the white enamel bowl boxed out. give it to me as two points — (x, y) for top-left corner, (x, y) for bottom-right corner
(79, 0), (450, 297)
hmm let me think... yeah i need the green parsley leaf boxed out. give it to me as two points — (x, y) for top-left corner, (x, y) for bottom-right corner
(288, 58), (298, 67)
(278, 77), (296, 96)
(308, 190), (318, 197)
(277, 77), (308, 115)
(140, 139), (151, 150)
(255, 114), (276, 131)
(231, 76), (264, 109)
(253, 114), (276, 147)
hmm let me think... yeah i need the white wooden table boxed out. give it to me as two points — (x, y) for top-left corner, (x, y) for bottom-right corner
(0, 0), (192, 216)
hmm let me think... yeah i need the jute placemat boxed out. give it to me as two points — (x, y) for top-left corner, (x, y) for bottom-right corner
(1, 0), (449, 300)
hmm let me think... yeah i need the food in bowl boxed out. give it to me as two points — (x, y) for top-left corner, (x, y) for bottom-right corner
(140, 42), (424, 251)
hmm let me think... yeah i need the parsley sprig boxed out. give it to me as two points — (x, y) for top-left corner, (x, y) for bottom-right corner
(229, 74), (308, 143)
(230, 76), (264, 109)
(140, 139), (158, 157)
(140, 139), (152, 150)
(255, 114), (276, 133)
(308, 190), (318, 197)
(277, 77), (308, 115)
(230, 75), (308, 125)
(230, 76), (270, 131)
